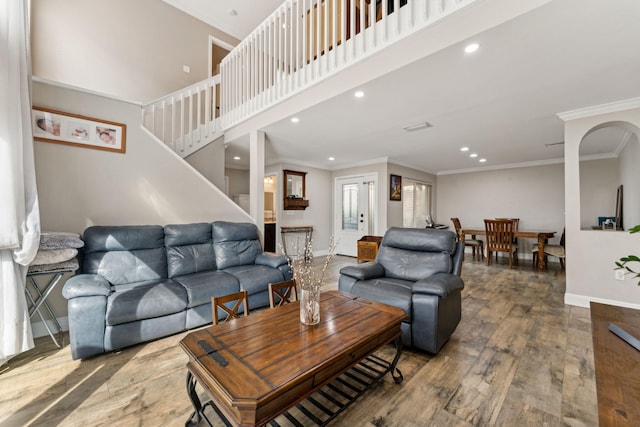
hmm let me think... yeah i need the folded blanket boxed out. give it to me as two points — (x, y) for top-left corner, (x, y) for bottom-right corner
(28, 258), (79, 274)
(31, 248), (78, 266)
(40, 232), (84, 250)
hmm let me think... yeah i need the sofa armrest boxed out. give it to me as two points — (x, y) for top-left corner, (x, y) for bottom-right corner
(339, 263), (385, 281)
(255, 252), (288, 268)
(62, 274), (112, 299)
(412, 273), (464, 298)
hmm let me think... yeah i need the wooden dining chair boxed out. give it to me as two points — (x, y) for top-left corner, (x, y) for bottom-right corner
(451, 217), (484, 260)
(269, 280), (297, 308)
(495, 218), (519, 260)
(211, 290), (249, 325)
(484, 219), (518, 268)
(532, 228), (565, 269)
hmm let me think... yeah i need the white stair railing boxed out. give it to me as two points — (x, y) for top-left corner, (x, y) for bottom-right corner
(143, 0), (477, 156)
(220, 0), (476, 129)
(142, 74), (223, 158)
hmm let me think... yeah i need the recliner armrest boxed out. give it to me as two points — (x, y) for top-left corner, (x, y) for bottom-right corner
(412, 273), (464, 298)
(339, 263), (385, 280)
(62, 274), (112, 299)
(255, 252), (288, 268)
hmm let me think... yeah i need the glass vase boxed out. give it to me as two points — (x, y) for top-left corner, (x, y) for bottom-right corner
(299, 286), (320, 325)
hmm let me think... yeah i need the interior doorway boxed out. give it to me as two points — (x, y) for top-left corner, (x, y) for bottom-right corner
(334, 173), (378, 256)
(264, 175), (278, 252)
(209, 36), (233, 119)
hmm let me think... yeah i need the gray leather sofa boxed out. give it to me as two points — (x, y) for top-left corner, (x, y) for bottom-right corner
(62, 221), (291, 360)
(339, 227), (464, 354)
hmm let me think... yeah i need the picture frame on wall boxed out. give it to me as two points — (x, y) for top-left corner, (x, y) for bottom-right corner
(390, 174), (402, 201)
(32, 106), (126, 153)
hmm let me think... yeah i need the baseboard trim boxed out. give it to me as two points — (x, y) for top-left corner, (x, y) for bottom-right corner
(564, 293), (640, 310)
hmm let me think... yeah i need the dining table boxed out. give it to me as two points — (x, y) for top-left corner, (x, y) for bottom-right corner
(460, 228), (556, 270)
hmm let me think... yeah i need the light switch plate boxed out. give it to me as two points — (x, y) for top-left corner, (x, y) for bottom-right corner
(615, 269), (626, 281)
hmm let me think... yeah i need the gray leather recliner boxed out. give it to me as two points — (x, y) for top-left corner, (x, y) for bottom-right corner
(339, 227), (464, 354)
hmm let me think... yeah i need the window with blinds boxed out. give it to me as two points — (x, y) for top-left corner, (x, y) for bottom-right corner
(402, 179), (432, 228)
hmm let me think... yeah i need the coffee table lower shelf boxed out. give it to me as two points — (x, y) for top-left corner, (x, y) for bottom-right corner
(186, 350), (403, 427)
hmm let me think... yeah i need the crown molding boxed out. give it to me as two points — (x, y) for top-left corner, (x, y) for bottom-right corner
(557, 97), (640, 122)
(437, 157), (565, 175)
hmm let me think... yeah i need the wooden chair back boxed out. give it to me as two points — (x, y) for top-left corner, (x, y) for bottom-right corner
(495, 217), (519, 232)
(268, 280), (297, 308)
(212, 290), (249, 325)
(450, 217), (463, 240)
(484, 219), (515, 252)
(484, 219), (518, 268)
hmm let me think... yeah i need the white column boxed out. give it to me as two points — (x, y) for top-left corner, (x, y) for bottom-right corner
(250, 130), (266, 238)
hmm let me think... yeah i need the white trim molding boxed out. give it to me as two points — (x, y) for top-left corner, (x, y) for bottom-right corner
(557, 97), (640, 122)
(565, 293), (640, 310)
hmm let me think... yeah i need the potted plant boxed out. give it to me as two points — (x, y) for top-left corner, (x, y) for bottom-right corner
(615, 225), (640, 286)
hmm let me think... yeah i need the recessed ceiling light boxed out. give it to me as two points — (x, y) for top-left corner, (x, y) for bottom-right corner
(402, 122), (433, 132)
(354, 91), (364, 98)
(460, 147), (469, 152)
(328, 156), (335, 161)
(479, 158), (487, 163)
(464, 43), (479, 53)
(470, 153), (478, 158)
(291, 117), (299, 123)
(233, 156), (240, 160)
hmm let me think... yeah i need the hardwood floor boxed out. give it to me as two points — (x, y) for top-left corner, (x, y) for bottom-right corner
(0, 255), (597, 426)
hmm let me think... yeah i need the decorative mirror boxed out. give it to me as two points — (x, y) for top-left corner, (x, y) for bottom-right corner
(283, 169), (309, 210)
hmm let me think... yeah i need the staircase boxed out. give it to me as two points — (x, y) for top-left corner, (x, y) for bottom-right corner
(142, 0), (477, 157)
(141, 75), (223, 158)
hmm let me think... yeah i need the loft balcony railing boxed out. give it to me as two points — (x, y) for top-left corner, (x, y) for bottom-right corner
(143, 0), (475, 156)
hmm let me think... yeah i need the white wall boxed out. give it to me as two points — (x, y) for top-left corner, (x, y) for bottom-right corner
(185, 136), (226, 190)
(436, 163), (566, 254)
(31, 79), (251, 330)
(579, 158), (618, 229)
(225, 167), (250, 196)
(270, 163), (333, 255)
(388, 163), (438, 228)
(619, 134), (640, 229)
(31, 0), (238, 103)
(563, 105), (640, 309)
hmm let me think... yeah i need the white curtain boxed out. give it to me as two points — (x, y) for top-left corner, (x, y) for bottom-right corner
(0, 0), (41, 366)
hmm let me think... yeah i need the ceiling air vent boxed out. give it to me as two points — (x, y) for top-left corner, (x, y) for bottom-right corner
(402, 122), (433, 132)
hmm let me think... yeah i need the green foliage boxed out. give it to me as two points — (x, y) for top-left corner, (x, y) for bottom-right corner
(615, 225), (640, 286)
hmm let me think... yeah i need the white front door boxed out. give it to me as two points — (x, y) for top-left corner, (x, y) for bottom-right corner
(334, 174), (377, 256)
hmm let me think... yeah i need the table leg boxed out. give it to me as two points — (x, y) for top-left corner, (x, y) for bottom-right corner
(537, 234), (546, 271)
(185, 372), (205, 427)
(389, 336), (403, 384)
(24, 286), (62, 348)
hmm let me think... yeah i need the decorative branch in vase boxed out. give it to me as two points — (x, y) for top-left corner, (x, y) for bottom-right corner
(615, 225), (640, 286)
(284, 236), (336, 325)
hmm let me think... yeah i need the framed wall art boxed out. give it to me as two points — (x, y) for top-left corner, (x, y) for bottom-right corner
(32, 107), (126, 153)
(390, 174), (402, 201)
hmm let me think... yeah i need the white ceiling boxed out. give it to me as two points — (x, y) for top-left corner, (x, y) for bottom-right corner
(162, 0), (284, 40)
(173, 0), (640, 174)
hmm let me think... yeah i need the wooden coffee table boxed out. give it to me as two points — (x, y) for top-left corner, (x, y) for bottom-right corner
(180, 290), (406, 426)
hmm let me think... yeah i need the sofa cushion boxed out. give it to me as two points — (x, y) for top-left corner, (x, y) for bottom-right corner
(222, 265), (285, 295)
(173, 270), (240, 307)
(105, 279), (187, 325)
(212, 221), (262, 269)
(165, 223), (216, 278)
(351, 278), (413, 320)
(83, 225), (168, 285)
